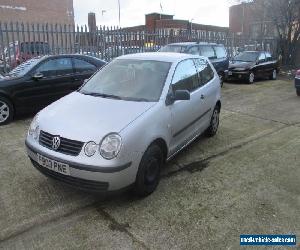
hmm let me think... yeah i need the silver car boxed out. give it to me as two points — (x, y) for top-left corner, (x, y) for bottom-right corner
(25, 52), (221, 196)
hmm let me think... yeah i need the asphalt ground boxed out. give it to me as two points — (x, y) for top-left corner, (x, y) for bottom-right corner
(0, 77), (299, 249)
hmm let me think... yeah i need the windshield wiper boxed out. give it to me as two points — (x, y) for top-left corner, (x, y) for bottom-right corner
(81, 91), (122, 100)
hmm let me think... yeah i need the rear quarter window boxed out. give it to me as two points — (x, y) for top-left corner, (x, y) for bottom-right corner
(214, 46), (227, 59)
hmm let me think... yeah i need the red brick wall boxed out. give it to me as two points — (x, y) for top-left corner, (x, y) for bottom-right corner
(0, 0), (74, 25)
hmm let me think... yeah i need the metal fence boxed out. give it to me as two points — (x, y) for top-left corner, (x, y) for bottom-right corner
(0, 22), (279, 74)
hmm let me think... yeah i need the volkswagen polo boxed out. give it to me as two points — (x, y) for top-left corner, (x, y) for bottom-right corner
(25, 52), (221, 196)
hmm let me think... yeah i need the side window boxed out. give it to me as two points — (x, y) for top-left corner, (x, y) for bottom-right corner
(213, 46), (227, 59)
(199, 45), (216, 59)
(73, 58), (97, 73)
(194, 58), (215, 86)
(258, 53), (266, 63)
(36, 58), (73, 77)
(172, 59), (199, 92)
(265, 52), (272, 61)
(187, 46), (200, 55)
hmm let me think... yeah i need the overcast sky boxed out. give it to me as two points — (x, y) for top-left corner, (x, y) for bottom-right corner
(73, 0), (231, 28)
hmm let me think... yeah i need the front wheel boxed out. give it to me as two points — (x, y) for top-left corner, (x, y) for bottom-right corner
(248, 72), (255, 84)
(134, 144), (163, 197)
(0, 96), (13, 126)
(205, 107), (220, 137)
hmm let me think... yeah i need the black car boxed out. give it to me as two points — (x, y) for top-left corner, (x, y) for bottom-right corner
(227, 51), (279, 84)
(159, 42), (229, 86)
(295, 69), (300, 96)
(0, 54), (106, 125)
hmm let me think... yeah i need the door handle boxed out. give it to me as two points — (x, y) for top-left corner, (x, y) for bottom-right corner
(200, 94), (205, 100)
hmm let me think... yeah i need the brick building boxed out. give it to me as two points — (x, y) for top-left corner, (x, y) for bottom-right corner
(124, 13), (229, 37)
(0, 0), (74, 25)
(229, 1), (276, 39)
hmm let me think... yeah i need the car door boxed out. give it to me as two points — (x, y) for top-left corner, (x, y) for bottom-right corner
(265, 52), (275, 75)
(72, 58), (98, 88)
(168, 59), (204, 154)
(256, 52), (267, 77)
(33, 57), (75, 103)
(193, 58), (218, 132)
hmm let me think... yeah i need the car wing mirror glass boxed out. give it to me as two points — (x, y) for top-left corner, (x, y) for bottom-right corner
(166, 90), (190, 105)
(33, 72), (44, 80)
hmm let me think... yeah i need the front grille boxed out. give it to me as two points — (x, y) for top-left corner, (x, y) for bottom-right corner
(39, 130), (84, 156)
(32, 160), (109, 192)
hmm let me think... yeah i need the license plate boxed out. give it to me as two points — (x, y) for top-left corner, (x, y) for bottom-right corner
(37, 154), (70, 176)
(228, 71), (233, 76)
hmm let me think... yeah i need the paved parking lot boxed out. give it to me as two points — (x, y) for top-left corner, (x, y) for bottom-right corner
(0, 78), (299, 249)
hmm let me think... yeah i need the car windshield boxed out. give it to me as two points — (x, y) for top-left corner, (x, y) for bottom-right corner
(7, 58), (41, 77)
(234, 52), (259, 62)
(159, 45), (185, 53)
(79, 59), (171, 102)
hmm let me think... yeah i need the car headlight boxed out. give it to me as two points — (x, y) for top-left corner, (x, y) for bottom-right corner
(28, 114), (39, 140)
(99, 133), (122, 160)
(84, 141), (98, 157)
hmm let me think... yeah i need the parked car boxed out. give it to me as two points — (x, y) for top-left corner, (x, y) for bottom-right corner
(0, 54), (106, 125)
(4, 41), (51, 68)
(159, 42), (229, 86)
(227, 51), (279, 84)
(295, 69), (300, 96)
(25, 52), (221, 196)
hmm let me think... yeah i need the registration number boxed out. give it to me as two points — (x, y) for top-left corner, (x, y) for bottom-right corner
(37, 154), (70, 176)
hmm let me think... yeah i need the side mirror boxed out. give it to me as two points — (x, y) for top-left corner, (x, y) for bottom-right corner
(33, 72), (44, 80)
(166, 90), (190, 105)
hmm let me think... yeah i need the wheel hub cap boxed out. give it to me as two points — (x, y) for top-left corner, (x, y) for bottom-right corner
(212, 110), (219, 132)
(0, 101), (9, 123)
(145, 158), (159, 184)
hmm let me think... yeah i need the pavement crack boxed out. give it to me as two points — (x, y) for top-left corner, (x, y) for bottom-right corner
(223, 108), (291, 125)
(96, 207), (150, 250)
(162, 124), (290, 179)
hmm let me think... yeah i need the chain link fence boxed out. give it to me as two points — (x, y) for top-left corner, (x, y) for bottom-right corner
(0, 22), (279, 74)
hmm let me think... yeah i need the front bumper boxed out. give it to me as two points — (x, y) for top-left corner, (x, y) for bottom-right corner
(227, 70), (249, 80)
(25, 139), (139, 192)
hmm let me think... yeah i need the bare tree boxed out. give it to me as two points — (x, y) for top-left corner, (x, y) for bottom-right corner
(245, 0), (300, 65)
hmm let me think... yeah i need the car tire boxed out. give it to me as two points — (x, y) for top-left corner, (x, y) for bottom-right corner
(297, 90), (300, 96)
(248, 72), (255, 84)
(270, 69), (277, 80)
(0, 96), (13, 126)
(218, 74), (224, 87)
(134, 144), (163, 197)
(205, 106), (220, 137)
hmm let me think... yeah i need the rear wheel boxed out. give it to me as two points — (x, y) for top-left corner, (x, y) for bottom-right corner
(134, 144), (163, 197)
(270, 69), (277, 80)
(0, 96), (13, 126)
(205, 106), (220, 137)
(248, 72), (255, 84)
(218, 74), (224, 87)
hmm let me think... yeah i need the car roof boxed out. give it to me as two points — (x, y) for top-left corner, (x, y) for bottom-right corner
(117, 52), (206, 63)
(38, 54), (106, 63)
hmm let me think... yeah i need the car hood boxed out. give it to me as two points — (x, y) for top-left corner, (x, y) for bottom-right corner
(38, 92), (156, 142)
(229, 61), (254, 70)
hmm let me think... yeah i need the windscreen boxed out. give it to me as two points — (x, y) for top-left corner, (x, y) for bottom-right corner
(234, 52), (259, 62)
(159, 45), (185, 53)
(80, 59), (171, 102)
(7, 58), (41, 77)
